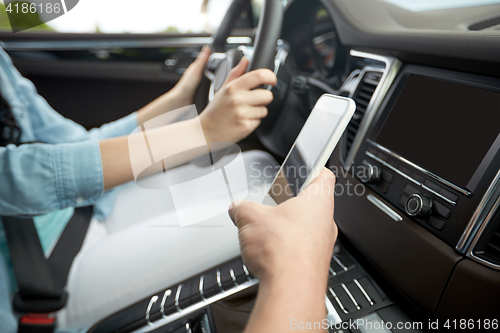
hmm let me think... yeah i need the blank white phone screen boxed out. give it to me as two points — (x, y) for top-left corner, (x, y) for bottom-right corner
(269, 100), (345, 204)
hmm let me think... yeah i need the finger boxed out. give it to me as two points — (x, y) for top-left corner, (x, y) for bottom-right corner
(240, 106), (268, 120)
(245, 119), (262, 132)
(195, 45), (211, 65)
(180, 46), (211, 83)
(231, 69), (277, 91)
(299, 168), (336, 200)
(228, 200), (248, 228)
(239, 89), (274, 106)
(226, 57), (249, 84)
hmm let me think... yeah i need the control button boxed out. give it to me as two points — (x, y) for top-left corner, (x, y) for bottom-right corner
(439, 188), (459, 203)
(387, 159), (399, 168)
(357, 277), (383, 304)
(231, 259), (248, 284)
(353, 279), (374, 306)
(174, 284), (183, 312)
(359, 160), (380, 184)
(190, 277), (203, 303)
(159, 289), (172, 318)
(201, 271), (218, 299)
(346, 281), (370, 308)
(145, 295), (159, 326)
(376, 152), (388, 161)
(403, 184), (420, 196)
(178, 280), (193, 310)
(405, 194), (432, 217)
(399, 194), (409, 207)
(398, 165), (411, 176)
(367, 147), (378, 156)
(427, 216), (446, 230)
(331, 254), (354, 274)
(433, 201), (451, 219)
(376, 180), (390, 194)
(328, 287), (348, 314)
(424, 179), (441, 193)
(333, 286), (349, 299)
(220, 262), (242, 290)
(411, 172), (425, 184)
(381, 169), (394, 183)
(161, 287), (177, 316)
(341, 283), (361, 311)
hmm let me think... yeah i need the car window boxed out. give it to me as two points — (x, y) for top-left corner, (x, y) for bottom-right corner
(0, 0), (263, 34)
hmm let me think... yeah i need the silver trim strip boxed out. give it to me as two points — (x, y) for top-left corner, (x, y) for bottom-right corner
(325, 296), (343, 325)
(329, 267), (337, 277)
(132, 279), (259, 333)
(368, 139), (471, 197)
(366, 151), (456, 206)
(229, 268), (238, 286)
(367, 194), (403, 222)
(174, 284), (183, 312)
(341, 283), (361, 311)
(242, 264), (252, 282)
(145, 296), (158, 326)
(332, 255), (348, 272)
(341, 50), (402, 169)
(458, 168), (500, 253)
(198, 276), (206, 301)
(328, 288), (348, 314)
(354, 279), (374, 306)
(467, 194), (500, 270)
(1, 38), (214, 51)
(1, 36), (252, 51)
(216, 269), (223, 292)
(160, 290), (172, 318)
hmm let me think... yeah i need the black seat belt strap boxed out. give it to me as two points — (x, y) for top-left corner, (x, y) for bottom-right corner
(2, 206), (93, 314)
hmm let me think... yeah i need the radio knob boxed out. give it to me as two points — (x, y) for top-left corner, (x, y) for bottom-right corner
(405, 194), (433, 217)
(359, 161), (380, 184)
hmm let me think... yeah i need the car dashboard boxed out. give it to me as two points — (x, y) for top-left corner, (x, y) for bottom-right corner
(64, 0), (500, 331)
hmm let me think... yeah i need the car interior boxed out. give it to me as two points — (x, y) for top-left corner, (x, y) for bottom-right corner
(1, 0), (500, 332)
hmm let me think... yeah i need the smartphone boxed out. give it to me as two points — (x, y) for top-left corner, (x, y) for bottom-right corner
(263, 94), (356, 206)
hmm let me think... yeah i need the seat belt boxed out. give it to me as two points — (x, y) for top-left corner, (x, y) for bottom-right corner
(2, 206), (93, 332)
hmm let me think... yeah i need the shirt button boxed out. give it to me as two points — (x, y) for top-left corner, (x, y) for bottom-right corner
(76, 197), (85, 204)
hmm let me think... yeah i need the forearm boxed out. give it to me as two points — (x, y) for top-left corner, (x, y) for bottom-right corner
(100, 118), (207, 190)
(136, 87), (191, 126)
(245, 273), (328, 333)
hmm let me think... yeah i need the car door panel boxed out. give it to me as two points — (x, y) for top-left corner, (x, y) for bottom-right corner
(1, 32), (213, 129)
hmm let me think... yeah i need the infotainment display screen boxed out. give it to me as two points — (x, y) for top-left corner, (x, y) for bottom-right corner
(376, 75), (500, 191)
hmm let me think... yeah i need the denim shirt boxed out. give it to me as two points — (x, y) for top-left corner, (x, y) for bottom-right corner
(0, 46), (139, 333)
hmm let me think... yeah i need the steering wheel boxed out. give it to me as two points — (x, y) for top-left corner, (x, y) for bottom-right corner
(194, 0), (284, 151)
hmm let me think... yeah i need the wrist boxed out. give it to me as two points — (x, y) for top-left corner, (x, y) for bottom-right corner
(198, 113), (215, 144)
(171, 85), (193, 107)
(260, 262), (328, 296)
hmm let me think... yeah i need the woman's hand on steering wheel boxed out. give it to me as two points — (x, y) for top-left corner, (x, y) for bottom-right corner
(199, 57), (277, 144)
(172, 46), (212, 105)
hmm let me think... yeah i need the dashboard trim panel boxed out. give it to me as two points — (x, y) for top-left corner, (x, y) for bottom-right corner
(458, 168), (500, 254)
(467, 193), (500, 270)
(341, 50), (402, 169)
(132, 279), (260, 333)
(367, 194), (403, 222)
(367, 140), (471, 198)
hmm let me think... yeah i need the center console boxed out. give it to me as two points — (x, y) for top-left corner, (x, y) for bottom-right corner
(352, 65), (500, 250)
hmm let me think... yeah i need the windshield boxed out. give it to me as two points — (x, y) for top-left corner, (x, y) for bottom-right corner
(384, 0), (500, 12)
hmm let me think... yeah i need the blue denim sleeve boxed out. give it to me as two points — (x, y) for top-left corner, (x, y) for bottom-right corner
(0, 141), (103, 216)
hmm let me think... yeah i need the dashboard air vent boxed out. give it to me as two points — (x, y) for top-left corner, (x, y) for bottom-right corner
(473, 207), (500, 266)
(343, 71), (382, 160)
(469, 16), (500, 31)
